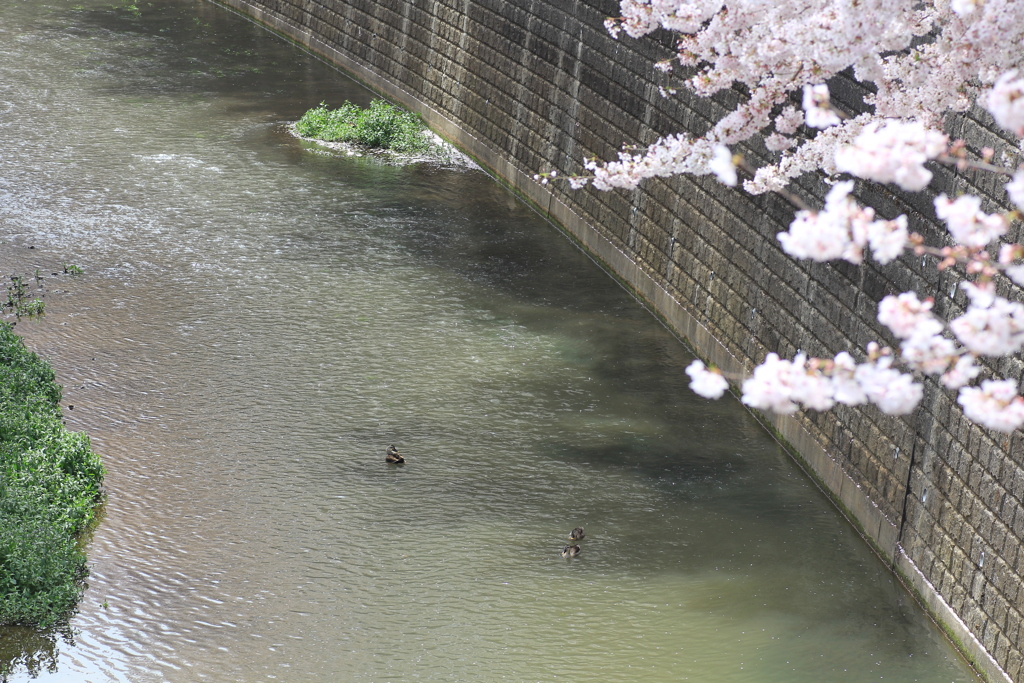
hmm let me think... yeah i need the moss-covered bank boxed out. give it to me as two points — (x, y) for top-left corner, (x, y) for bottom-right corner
(0, 323), (104, 628)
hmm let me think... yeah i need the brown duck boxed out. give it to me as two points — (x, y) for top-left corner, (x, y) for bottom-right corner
(385, 445), (405, 464)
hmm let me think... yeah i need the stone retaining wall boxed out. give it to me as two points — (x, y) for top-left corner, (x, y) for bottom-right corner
(207, 0), (1024, 679)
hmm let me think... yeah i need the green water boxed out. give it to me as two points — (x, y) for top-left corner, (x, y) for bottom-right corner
(0, 0), (976, 680)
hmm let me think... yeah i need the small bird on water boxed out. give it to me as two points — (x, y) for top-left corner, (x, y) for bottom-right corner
(569, 526), (585, 541)
(561, 544), (581, 558)
(385, 445), (405, 464)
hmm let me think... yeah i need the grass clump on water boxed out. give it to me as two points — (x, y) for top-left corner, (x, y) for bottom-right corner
(295, 99), (435, 154)
(0, 323), (104, 628)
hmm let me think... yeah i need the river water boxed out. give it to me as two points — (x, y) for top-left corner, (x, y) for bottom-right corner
(0, 1), (978, 681)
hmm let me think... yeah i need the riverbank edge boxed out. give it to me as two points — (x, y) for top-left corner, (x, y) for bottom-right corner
(206, 1), (1006, 679)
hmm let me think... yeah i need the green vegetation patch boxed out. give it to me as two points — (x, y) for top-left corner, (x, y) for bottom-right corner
(0, 323), (103, 628)
(295, 99), (435, 154)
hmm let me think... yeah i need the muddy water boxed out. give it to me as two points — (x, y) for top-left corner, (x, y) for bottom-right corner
(0, 1), (977, 681)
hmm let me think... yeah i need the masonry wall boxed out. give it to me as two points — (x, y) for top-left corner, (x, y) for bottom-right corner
(208, 0), (1024, 679)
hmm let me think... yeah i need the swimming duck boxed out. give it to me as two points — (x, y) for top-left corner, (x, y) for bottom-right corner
(561, 544), (581, 558)
(385, 445), (405, 464)
(569, 526), (585, 541)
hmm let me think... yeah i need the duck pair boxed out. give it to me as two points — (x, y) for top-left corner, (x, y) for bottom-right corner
(561, 526), (585, 558)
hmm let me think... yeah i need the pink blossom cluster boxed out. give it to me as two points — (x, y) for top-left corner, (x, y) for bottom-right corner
(834, 121), (947, 191)
(1005, 170), (1024, 212)
(999, 243), (1024, 287)
(777, 181), (908, 264)
(984, 70), (1024, 136)
(578, 136), (737, 190)
(803, 85), (842, 129)
(877, 293), (979, 389)
(685, 360), (729, 399)
(580, 0), (1024, 196)
(949, 283), (1024, 356)
(877, 293), (940, 339)
(739, 351), (923, 416)
(589, 0), (1024, 194)
(958, 380), (1024, 432)
(934, 194), (1008, 248)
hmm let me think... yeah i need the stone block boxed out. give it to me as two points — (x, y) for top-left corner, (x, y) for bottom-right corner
(1006, 608), (1022, 650)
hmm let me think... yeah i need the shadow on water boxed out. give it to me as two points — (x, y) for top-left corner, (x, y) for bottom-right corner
(548, 435), (752, 485)
(39, 1), (376, 120)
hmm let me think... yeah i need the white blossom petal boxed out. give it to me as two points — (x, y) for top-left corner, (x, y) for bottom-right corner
(685, 360), (729, 399)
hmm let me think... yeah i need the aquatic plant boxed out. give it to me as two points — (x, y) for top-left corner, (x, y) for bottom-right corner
(3, 275), (44, 320)
(295, 99), (435, 154)
(0, 323), (104, 628)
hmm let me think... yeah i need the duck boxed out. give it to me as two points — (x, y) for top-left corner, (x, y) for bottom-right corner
(561, 544), (581, 558)
(569, 526), (585, 541)
(385, 445), (405, 464)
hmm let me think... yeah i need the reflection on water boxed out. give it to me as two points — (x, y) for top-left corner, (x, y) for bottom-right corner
(0, 0), (977, 681)
(0, 627), (72, 680)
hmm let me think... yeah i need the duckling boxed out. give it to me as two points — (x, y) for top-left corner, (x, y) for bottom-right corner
(569, 526), (585, 541)
(560, 544), (581, 558)
(385, 445), (405, 464)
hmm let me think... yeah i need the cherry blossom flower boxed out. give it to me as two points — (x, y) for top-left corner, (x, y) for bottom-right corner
(934, 194), (1008, 248)
(778, 207), (853, 262)
(983, 70), (1024, 137)
(1005, 169), (1024, 211)
(866, 216), (909, 264)
(741, 353), (800, 413)
(709, 144), (737, 186)
(803, 84), (841, 129)
(831, 352), (867, 405)
(583, 135), (734, 191)
(950, 286), (1024, 356)
(999, 243), (1024, 286)
(789, 356), (836, 410)
(854, 356), (923, 415)
(765, 133), (796, 152)
(835, 121), (947, 191)
(778, 181), (863, 261)
(878, 293), (941, 339)
(738, 348), (929, 416)
(1004, 265), (1024, 288)
(778, 181), (910, 265)
(962, 281), (997, 307)
(597, 4), (1024, 199)
(900, 331), (957, 374)
(941, 355), (981, 389)
(685, 360), (729, 399)
(950, 0), (978, 15)
(958, 380), (1024, 432)
(774, 106), (804, 136)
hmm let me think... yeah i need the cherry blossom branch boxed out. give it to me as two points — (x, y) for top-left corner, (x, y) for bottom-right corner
(937, 154), (1016, 177)
(551, 0), (1024, 432)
